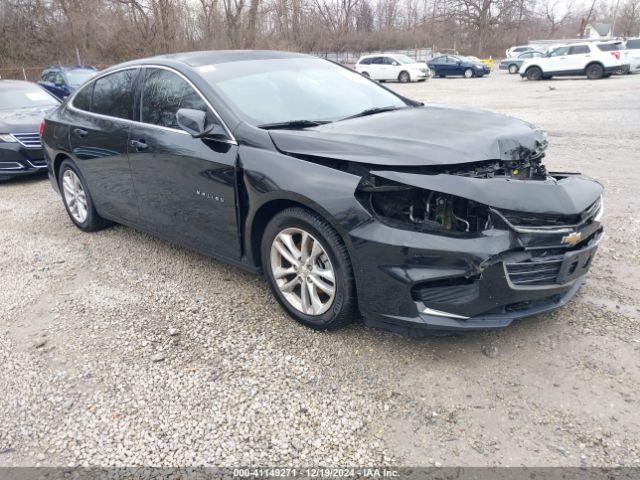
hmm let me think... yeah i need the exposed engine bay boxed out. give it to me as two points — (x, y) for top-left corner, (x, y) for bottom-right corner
(356, 157), (550, 234)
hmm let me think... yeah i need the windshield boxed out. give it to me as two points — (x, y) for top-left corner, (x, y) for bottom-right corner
(394, 55), (416, 64)
(0, 85), (59, 110)
(199, 57), (407, 126)
(65, 69), (96, 87)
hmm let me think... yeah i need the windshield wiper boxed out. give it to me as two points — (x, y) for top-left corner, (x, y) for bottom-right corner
(258, 120), (331, 130)
(339, 106), (406, 121)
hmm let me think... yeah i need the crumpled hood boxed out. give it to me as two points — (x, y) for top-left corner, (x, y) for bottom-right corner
(0, 106), (55, 133)
(269, 105), (548, 166)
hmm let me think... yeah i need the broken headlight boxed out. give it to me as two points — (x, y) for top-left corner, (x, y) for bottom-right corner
(357, 177), (493, 235)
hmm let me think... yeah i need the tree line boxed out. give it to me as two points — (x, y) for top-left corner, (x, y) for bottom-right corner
(1, 0), (638, 70)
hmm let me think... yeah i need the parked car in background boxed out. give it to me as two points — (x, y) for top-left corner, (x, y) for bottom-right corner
(625, 38), (640, 73)
(427, 55), (491, 78)
(519, 42), (629, 80)
(506, 45), (535, 58)
(354, 54), (430, 83)
(42, 50), (603, 334)
(0, 80), (60, 180)
(38, 65), (97, 99)
(499, 51), (545, 74)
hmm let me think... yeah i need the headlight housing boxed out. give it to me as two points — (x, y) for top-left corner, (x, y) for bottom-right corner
(356, 177), (493, 235)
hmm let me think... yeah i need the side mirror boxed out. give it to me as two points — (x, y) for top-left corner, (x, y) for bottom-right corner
(54, 80), (64, 87)
(176, 108), (225, 139)
(392, 61), (399, 66)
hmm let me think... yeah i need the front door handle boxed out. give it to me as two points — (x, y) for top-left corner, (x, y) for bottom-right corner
(73, 128), (88, 137)
(129, 139), (148, 151)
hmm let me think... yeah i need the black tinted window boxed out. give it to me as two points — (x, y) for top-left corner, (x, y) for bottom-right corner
(370, 57), (384, 64)
(73, 84), (93, 111)
(597, 43), (622, 51)
(140, 68), (208, 129)
(359, 58), (372, 65)
(91, 69), (137, 119)
(627, 39), (640, 49)
(569, 45), (590, 55)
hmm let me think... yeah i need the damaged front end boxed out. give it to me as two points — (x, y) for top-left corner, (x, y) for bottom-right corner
(349, 155), (603, 334)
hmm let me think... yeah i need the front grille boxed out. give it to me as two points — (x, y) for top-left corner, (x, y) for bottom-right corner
(497, 197), (602, 231)
(11, 133), (41, 149)
(505, 257), (563, 286)
(412, 277), (479, 304)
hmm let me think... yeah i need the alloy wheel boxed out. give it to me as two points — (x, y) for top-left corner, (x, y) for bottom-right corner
(270, 227), (336, 316)
(464, 68), (474, 78)
(62, 169), (88, 223)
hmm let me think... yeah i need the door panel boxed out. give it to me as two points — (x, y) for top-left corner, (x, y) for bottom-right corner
(128, 67), (241, 260)
(128, 127), (240, 259)
(69, 114), (136, 221)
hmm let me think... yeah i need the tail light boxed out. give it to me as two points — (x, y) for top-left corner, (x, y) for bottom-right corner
(611, 51), (620, 60)
(38, 120), (45, 136)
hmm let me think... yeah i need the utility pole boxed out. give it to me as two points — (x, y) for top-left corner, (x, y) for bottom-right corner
(611, 0), (620, 38)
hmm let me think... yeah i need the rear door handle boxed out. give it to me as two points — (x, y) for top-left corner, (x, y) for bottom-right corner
(129, 139), (148, 151)
(73, 128), (88, 137)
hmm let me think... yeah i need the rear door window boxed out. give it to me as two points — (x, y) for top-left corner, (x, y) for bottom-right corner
(91, 69), (138, 120)
(140, 68), (208, 129)
(569, 45), (590, 55)
(73, 83), (93, 111)
(359, 58), (372, 65)
(370, 57), (384, 65)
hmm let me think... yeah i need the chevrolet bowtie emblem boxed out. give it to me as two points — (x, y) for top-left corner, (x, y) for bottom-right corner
(562, 231), (582, 246)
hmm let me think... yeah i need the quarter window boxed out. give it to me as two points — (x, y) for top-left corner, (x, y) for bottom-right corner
(91, 69), (137, 120)
(140, 68), (208, 129)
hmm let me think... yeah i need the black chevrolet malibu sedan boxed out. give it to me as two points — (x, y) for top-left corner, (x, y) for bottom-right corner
(1, 80), (60, 180)
(41, 50), (603, 335)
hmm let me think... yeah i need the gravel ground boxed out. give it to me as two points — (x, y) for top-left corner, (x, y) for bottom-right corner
(1, 71), (639, 468)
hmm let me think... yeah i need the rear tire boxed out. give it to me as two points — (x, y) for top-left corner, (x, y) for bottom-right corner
(361, 71), (370, 78)
(586, 63), (604, 79)
(261, 207), (357, 330)
(398, 71), (411, 83)
(526, 66), (543, 81)
(58, 159), (111, 232)
(508, 64), (518, 74)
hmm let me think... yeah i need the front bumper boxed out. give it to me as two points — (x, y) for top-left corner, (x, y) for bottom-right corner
(350, 212), (602, 335)
(0, 143), (47, 180)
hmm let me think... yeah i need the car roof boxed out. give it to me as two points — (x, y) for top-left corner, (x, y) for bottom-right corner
(0, 79), (40, 90)
(359, 53), (396, 58)
(154, 50), (311, 67)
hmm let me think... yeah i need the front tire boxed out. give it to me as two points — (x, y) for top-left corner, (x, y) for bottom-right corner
(261, 207), (356, 330)
(398, 71), (411, 83)
(586, 63), (604, 79)
(59, 159), (111, 231)
(526, 66), (543, 81)
(464, 68), (474, 78)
